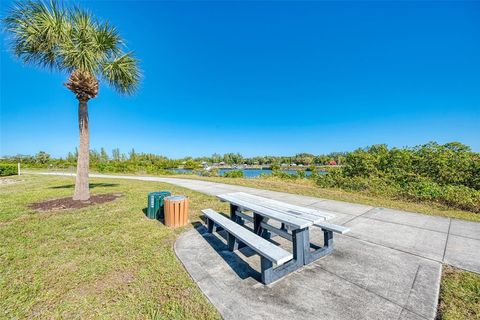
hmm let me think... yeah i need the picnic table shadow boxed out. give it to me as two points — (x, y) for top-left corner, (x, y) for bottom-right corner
(191, 219), (283, 281)
(50, 183), (119, 189)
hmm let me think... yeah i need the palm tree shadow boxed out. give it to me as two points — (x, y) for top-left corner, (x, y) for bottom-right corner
(50, 183), (119, 189)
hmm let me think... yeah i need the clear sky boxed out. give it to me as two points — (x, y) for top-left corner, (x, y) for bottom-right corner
(1, 1), (479, 158)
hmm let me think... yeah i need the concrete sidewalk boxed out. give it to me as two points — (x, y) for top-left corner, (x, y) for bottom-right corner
(39, 173), (480, 319)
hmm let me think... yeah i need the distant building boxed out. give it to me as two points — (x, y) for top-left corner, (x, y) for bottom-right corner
(328, 160), (337, 165)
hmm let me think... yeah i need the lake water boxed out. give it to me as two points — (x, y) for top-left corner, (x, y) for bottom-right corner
(173, 168), (314, 178)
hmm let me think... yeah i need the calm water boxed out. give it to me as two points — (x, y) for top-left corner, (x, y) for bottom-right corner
(173, 168), (314, 178)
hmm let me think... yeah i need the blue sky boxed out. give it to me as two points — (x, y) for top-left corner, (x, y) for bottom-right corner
(1, 1), (479, 158)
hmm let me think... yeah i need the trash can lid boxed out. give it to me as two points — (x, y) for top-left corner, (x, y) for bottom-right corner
(165, 195), (187, 201)
(149, 191), (171, 196)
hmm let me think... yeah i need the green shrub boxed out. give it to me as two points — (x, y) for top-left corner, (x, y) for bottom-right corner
(402, 182), (480, 213)
(272, 170), (297, 180)
(316, 169), (370, 192)
(223, 170), (244, 178)
(296, 170), (306, 179)
(270, 164), (281, 171)
(201, 168), (219, 177)
(0, 164), (18, 176)
(316, 167), (480, 213)
(440, 185), (480, 213)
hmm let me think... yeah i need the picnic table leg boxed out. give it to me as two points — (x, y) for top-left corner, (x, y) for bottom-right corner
(302, 228), (334, 265)
(227, 204), (246, 251)
(253, 213), (262, 234)
(233, 207), (246, 226)
(206, 217), (223, 233)
(292, 228), (306, 262)
(260, 227), (306, 284)
(207, 218), (214, 233)
(253, 213), (272, 240)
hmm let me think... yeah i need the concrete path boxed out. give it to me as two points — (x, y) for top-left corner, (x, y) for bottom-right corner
(38, 173), (480, 319)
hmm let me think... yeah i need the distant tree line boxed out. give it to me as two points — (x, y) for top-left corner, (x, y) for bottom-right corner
(1, 149), (346, 170)
(1, 141), (478, 213)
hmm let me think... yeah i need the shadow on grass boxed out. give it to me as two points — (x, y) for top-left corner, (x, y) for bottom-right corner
(49, 183), (119, 189)
(142, 208), (167, 224)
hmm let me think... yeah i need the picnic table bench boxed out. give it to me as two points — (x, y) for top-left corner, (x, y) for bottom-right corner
(202, 192), (349, 284)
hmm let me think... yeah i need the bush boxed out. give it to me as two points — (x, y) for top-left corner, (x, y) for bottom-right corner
(316, 169), (370, 192)
(440, 185), (480, 213)
(296, 170), (306, 179)
(223, 170), (244, 178)
(402, 181), (480, 213)
(201, 168), (219, 177)
(271, 170), (297, 180)
(0, 164), (18, 176)
(316, 168), (480, 213)
(312, 142), (480, 213)
(270, 164), (280, 171)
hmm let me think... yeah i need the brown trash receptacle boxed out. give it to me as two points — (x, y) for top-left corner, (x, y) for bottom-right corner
(164, 196), (189, 227)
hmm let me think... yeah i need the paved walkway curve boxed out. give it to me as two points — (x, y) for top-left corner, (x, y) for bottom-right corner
(38, 172), (480, 320)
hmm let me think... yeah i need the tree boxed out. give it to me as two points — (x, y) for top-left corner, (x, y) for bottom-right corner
(129, 148), (137, 161)
(211, 153), (222, 164)
(35, 151), (51, 164)
(112, 148), (121, 161)
(99, 148), (109, 162)
(89, 149), (100, 164)
(3, 1), (140, 200)
(66, 152), (76, 163)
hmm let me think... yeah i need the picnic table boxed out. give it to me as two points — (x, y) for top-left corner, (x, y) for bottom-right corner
(202, 192), (350, 284)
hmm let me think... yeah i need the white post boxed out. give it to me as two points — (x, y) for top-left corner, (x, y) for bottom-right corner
(18, 162), (21, 176)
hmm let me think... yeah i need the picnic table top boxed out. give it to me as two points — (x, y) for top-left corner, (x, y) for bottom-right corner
(217, 192), (336, 230)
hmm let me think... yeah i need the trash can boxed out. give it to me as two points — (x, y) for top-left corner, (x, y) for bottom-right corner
(164, 196), (189, 227)
(147, 191), (171, 220)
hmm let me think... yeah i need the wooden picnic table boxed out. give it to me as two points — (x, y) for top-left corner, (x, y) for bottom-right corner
(215, 192), (349, 283)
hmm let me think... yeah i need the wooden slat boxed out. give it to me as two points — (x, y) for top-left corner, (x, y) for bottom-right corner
(232, 192), (335, 220)
(202, 209), (293, 265)
(218, 194), (312, 229)
(315, 221), (350, 234)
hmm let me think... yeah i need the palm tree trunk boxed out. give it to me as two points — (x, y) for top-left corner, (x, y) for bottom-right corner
(73, 100), (90, 200)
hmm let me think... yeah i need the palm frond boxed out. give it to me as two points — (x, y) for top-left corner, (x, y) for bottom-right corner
(59, 7), (99, 73)
(94, 22), (122, 56)
(3, 0), (141, 96)
(101, 52), (141, 95)
(2, 0), (69, 70)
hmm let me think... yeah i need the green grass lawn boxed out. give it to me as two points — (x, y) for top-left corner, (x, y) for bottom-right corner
(0, 174), (224, 319)
(181, 175), (480, 222)
(2, 174), (479, 319)
(438, 266), (480, 320)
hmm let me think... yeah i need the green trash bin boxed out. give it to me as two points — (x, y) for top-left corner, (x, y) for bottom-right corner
(147, 191), (171, 219)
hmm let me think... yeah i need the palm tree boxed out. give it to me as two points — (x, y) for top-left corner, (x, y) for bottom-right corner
(3, 0), (140, 200)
